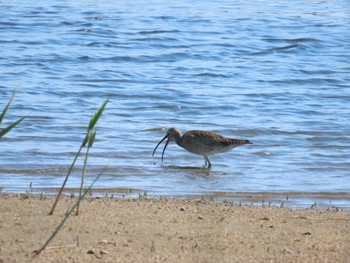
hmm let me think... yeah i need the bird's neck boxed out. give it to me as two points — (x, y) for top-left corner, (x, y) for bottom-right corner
(173, 131), (183, 146)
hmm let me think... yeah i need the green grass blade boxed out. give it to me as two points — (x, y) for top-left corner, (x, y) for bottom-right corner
(49, 98), (109, 215)
(0, 91), (16, 126)
(0, 116), (26, 138)
(88, 130), (96, 148)
(88, 97), (110, 130)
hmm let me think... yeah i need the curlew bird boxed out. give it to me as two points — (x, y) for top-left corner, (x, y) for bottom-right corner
(152, 127), (252, 168)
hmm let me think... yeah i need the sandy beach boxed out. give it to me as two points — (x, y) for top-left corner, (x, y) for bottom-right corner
(0, 193), (349, 263)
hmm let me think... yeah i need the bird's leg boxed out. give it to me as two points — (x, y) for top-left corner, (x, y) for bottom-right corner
(204, 156), (211, 169)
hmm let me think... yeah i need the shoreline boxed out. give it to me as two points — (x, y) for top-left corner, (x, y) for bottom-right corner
(1, 193), (349, 262)
(2, 188), (350, 209)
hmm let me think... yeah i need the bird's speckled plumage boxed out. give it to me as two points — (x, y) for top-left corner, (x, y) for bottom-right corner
(152, 127), (251, 168)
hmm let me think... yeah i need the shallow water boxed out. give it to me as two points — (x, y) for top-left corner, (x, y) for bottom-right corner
(1, 0), (350, 207)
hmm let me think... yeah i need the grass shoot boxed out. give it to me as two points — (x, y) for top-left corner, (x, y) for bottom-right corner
(0, 90), (26, 139)
(48, 97), (110, 215)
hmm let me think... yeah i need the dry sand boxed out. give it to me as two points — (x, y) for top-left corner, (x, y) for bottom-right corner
(0, 193), (349, 263)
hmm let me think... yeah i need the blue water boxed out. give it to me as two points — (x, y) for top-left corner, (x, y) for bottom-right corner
(1, 0), (350, 207)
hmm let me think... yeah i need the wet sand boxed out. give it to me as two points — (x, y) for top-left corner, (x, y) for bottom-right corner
(0, 193), (349, 262)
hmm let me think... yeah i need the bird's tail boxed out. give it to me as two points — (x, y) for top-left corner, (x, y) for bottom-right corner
(229, 139), (252, 147)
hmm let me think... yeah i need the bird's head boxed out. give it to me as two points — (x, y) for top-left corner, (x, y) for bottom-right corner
(152, 127), (182, 162)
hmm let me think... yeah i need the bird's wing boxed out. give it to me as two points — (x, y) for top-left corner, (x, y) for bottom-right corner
(185, 130), (227, 147)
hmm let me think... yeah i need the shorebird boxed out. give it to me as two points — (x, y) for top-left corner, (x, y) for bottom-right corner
(152, 127), (252, 168)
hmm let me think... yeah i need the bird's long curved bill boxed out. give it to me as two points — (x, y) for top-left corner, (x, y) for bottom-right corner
(152, 134), (170, 163)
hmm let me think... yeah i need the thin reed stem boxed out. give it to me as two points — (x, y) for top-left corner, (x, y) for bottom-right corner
(48, 137), (86, 215)
(48, 97), (109, 215)
(76, 138), (91, 215)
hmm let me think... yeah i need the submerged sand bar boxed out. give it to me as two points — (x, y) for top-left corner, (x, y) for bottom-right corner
(0, 193), (349, 262)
